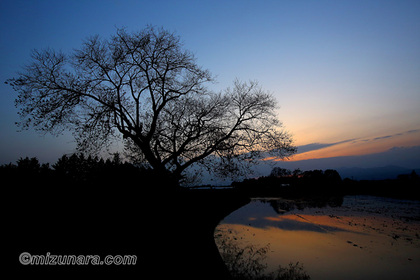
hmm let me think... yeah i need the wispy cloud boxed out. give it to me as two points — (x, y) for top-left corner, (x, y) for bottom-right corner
(280, 128), (420, 163)
(370, 129), (420, 142)
(296, 143), (335, 154)
(296, 138), (357, 154)
(373, 135), (393, 141)
(295, 128), (420, 156)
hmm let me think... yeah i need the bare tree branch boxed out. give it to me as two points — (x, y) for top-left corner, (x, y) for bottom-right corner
(7, 26), (296, 185)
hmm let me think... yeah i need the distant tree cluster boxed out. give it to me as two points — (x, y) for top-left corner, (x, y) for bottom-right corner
(343, 170), (420, 200)
(233, 168), (343, 197)
(0, 153), (148, 187)
(299, 169), (342, 185)
(234, 166), (420, 200)
(270, 167), (294, 177)
(270, 167), (341, 182)
(397, 170), (420, 182)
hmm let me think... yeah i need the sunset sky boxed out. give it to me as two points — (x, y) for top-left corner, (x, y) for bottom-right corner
(1, 0), (419, 167)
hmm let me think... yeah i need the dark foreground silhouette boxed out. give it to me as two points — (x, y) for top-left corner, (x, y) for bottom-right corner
(4, 156), (418, 278)
(5, 161), (249, 279)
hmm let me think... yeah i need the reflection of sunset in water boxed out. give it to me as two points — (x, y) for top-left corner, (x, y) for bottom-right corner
(216, 196), (420, 280)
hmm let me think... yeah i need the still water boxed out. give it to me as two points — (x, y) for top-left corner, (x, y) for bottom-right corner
(215, 195), (420, 280)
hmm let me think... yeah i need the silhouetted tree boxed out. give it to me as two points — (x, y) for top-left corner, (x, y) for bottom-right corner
(17, 157), (41, 173)
(270, 167), (292, 177)
(323, 169), (342, 184)
(302, 170), (324, 183)
(292, 168), (302, 177)
(7, 26), (295, 185)
(50, 152), (138, 184)
(53, 154), (88, 181)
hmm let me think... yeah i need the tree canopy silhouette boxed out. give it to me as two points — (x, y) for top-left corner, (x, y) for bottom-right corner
(7, 26), (295, 185)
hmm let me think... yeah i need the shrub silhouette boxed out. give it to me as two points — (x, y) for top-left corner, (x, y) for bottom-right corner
(215, 228), (311, 280)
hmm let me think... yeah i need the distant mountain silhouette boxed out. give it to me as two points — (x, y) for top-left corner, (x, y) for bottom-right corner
(244, 145), (419, 181)
(337, 166), (420, 180)
(284, 145), (420, 170)
(198, 145), (420, 185)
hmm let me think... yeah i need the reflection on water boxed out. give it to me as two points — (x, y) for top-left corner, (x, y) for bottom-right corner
(216, 196), (420, 280)
(215, 227), (311, 280)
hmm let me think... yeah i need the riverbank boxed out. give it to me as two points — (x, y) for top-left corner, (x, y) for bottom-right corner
(8, 182), (249, 279)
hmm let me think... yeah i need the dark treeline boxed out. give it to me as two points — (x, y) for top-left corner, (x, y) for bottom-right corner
(0, 153), (163, 188)
(342, 170), (420, 200)
(233, 167), (420, 200)
(5, 154), (419, 279)
(5, 153), (250, 279)
(2, 156), (419, 200)
(232, 168), (344, 198)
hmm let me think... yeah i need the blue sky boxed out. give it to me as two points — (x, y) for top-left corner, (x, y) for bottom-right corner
(1, 0), (419, 168)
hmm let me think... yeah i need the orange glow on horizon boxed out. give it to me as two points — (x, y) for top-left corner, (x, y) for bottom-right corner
(271, 128), (420, 162)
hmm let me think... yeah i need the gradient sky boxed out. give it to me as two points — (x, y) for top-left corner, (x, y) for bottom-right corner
(1, 0), (419, 166)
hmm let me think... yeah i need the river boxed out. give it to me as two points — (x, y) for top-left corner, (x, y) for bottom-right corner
(215, 195), (420, 280)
